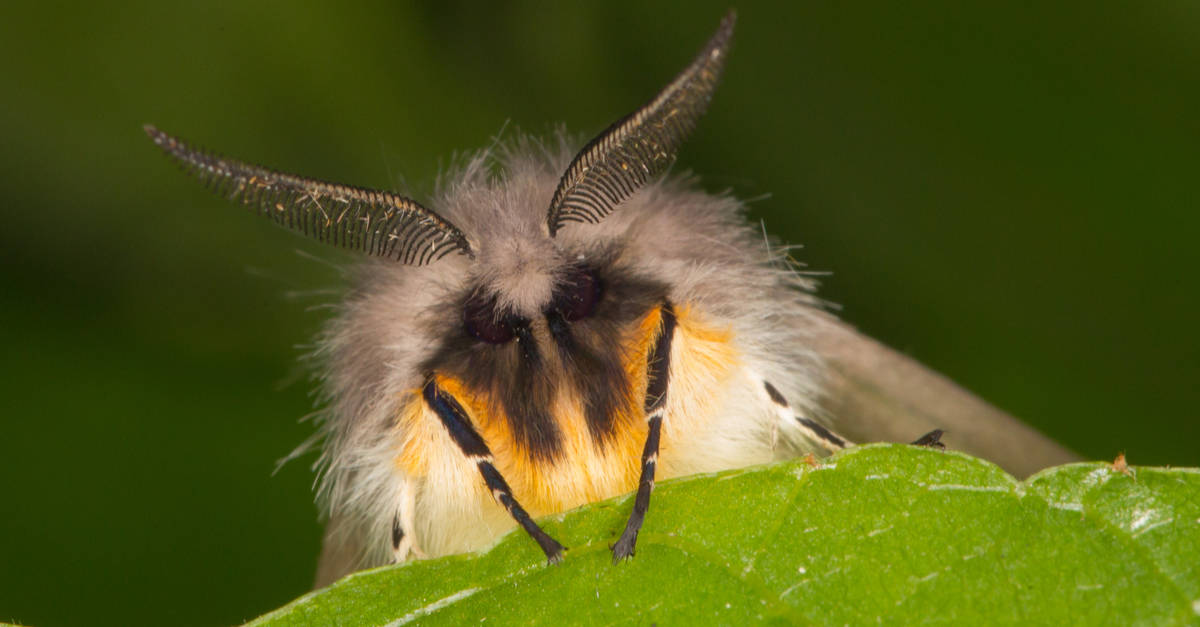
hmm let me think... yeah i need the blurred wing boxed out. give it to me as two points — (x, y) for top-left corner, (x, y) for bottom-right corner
(546, 10), (734, 235)
(145, 125), (473, 265)
(811, 316), (1079, 478)
(313, 514), (364, 589)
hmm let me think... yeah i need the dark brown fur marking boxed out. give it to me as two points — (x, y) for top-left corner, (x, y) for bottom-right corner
(422, 258), (667, 462)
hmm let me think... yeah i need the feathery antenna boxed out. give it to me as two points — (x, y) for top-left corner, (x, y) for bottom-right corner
(144, 125), (473, 264)
(546, 10), (735, 235)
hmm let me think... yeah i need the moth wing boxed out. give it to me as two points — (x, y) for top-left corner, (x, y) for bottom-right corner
(313, 513), (362, 589)
(810, 316), (1078, 478)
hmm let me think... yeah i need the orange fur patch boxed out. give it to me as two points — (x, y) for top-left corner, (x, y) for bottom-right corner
(394, 304), (739, 516)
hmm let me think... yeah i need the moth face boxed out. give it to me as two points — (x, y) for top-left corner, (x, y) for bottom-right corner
(461, 264), (604, 346)
(427, 237), (668, 463)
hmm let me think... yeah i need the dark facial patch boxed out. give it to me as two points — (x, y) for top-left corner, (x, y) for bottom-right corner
(546, 310), (570, 348)
(551, 267), (602, 322)
(555, 312), (636, 444)
(463, 291), (520, 344)
(423, 256), (667, 463)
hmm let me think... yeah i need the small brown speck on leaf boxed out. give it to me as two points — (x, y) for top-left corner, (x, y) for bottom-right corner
(1110, 453), (1132, 477)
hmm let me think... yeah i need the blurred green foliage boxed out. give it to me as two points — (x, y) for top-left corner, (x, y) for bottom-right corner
(1, 2), (1196, 625)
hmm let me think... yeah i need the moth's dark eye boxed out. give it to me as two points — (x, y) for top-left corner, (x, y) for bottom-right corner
(553, 268), (602, 322)
(463, 295), (515, 344)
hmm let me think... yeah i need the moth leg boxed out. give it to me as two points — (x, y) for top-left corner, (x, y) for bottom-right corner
(761, 380), (854, 452)
(762, 379), (945, 451)
(911, 429), (946, 449)
(613, 302), (677, 563)
(422, 378), (565, 564)
(390, 480), (422, 562)
(391, 513), (408, 562)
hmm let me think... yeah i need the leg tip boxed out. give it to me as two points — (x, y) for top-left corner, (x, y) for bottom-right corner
(611, 531), (638, 564)
(911, 429), (946, 449)
(537, 535), (566, 565)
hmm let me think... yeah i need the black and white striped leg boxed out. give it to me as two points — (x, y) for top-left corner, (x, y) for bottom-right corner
(613, 303), (677, 563)
(390, 480), (421, 562)
(477, 460), (564, 563)
(391, 513), (406, 558)
(423, 378), (565, 564)
(762, 379), (945, 451)
(762, 380), (853, 452)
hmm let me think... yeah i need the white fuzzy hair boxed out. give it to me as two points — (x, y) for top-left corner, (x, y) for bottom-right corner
(308, 131), (835, 580)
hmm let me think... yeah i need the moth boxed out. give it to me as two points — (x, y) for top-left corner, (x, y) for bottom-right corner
(146, 11), (1075, 587)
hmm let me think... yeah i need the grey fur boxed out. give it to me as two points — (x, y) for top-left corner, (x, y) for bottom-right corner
(311, 134), (833, 577)
(309, 134), (1077, 582)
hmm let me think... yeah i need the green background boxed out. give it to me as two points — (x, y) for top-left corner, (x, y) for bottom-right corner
(2, 2), (1196, 625)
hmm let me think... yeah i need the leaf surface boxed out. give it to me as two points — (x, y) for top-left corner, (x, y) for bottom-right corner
(250, 445), (1200, 625)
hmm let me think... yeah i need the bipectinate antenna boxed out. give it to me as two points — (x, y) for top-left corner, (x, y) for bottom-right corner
(145, 125), (473, 264)
(545, 10), (735, 236)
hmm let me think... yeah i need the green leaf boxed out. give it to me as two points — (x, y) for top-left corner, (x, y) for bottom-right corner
(250, 445), (1200, 625)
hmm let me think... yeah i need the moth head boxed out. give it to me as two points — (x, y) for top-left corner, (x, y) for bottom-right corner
(145, 11), (733, 339)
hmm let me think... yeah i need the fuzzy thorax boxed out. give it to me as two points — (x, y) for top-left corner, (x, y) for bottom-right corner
(314, 136), (826, 573)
